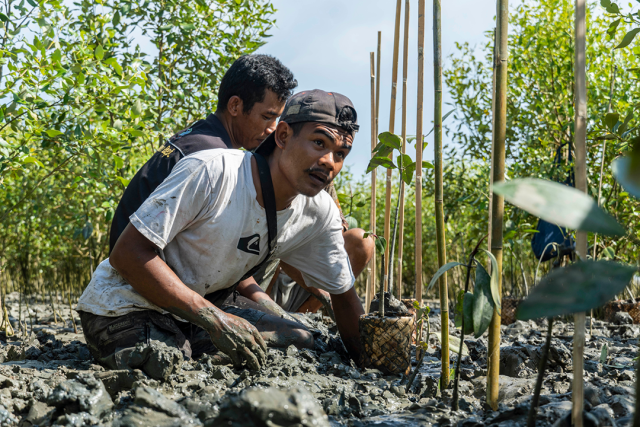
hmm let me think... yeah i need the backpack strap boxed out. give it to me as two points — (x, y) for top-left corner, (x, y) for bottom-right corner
(238, 152), (278, 281)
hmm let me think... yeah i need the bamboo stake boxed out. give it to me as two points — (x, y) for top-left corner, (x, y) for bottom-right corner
(433, 0), (450, 389)
(384, 0), (403, 293)
(415, 0), (425, 305)
(573, 0), (587, 425)
(376, 31), (382, 136)
(396, 0), (410, 300)
(366, 51), (377, 315)
(487, 28), (497, 257)
(487, 0), (509, 410)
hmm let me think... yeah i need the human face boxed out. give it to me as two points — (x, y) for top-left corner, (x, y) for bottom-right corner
(276, 122), (353, 197)
(233, 90), (285, 150)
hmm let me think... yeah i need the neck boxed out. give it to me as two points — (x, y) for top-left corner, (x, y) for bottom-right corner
(251, 153), (298, 211)
(214, 110), (242, 149)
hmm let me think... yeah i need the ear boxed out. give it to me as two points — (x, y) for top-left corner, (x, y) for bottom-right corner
(274, 122), (292, 150)
(226, 96), (244, 117)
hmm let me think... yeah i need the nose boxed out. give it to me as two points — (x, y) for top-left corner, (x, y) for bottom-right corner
(317, 151), (337, 172)
(265, 119), (277, 135)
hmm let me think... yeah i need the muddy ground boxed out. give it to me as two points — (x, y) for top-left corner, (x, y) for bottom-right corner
(0, 291), (636, 426)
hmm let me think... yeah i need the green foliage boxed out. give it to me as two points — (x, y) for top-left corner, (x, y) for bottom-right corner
(493, 178), (626, 236)
(0, 0), (276, 292)
(516, 261), (637, 320)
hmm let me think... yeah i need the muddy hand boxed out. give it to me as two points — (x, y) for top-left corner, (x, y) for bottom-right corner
(197, 307), (267, 370)
(257, 298), (302, 324)
(314, 291), (336, 321)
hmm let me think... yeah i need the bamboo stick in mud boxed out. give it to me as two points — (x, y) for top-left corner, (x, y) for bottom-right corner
(383, 0), (402, 293)
(396, 0), (410, 300)
(367, 51), (376, 314)
(415, 0), (425, 305)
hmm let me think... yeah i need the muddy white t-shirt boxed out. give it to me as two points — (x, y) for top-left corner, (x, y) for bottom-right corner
(77, 150), (354, 317)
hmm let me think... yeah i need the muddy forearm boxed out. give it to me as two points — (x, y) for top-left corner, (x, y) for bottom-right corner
(111, 224), (214, 325)
(331, 287), (364, 363)
(236, 279), (299, 321)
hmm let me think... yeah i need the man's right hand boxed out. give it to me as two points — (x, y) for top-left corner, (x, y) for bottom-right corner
(197, 306), (267, 371)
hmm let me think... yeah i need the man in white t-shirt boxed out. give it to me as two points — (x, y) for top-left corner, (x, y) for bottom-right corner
(76, 90), (364, 375)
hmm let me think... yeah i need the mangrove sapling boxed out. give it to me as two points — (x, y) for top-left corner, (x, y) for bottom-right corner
(526, 317), (553, 427)
(406, 301), (430, 392)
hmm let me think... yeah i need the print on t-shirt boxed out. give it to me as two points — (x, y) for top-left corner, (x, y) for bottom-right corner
(237, 234), (261, 256)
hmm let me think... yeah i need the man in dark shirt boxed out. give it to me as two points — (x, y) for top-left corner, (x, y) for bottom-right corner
(109, 54), (297, 252)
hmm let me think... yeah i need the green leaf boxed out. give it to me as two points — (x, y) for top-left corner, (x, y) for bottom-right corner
(439, 334), (469, 357)
(426, 262), (467, 292)
(422, 161), (434, 169)
(600, 0), (611, 9)
(480, 249), (501, 314)
(605, 113), (619, 131)
(116, 176), (130, 187)
(493, 178), (625, 237)
(602, 246), (615, 260)
(23, 156), (44, 167)
(612, 155), (640, 199)
(606, 3), (620, 13)
(45, 129), (63, 137)
(366, 156), (396, 173)
(114, 155), (124, 170)
(159, 24), (172, 31)
(95, 45), (105, 60)
(113, 11), (121, 26)
(397, 153), (412, 169)
(472, 261), (495, 338)
(374, 236), (387, 253)
(131, 99), (142, 117)
(111, 61), (123, 76)
(372, 141), (394, 159)
(181, 23), (196, 31)
(345, 215), (358, 230)
(51, 49), (62, 63)
(595, 134), (618, 140)
(516, 261), (637, 320)
(0, 12), (8, 22)
(403, 161), (416, 185)
(599, 344), (608, 365)
(615, 28), (640, 49)
(378, 132), (402, 150)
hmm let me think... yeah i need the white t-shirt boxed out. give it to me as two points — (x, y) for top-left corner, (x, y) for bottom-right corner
(77, 150), (354, 317)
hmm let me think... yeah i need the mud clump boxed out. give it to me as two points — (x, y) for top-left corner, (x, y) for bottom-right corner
(215, 387), (330, 427)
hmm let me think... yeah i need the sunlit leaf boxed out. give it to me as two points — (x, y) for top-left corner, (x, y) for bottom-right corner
(45, 129), (63, 137)
(615, 28), (640, 49)
(422, 161), (434, 169)
(612, 155), (640, 199)
(95, 45), (104, 60)
(493, 178), (625, 237)
(366, 156), (396, 173)
(131, 99), (142, 118)
(472, 262), (494, 338)
(434, 334), (469, 357)
(345, 215), (358, 230)
(378, 131), (402, 150)
(116, 176), (130, 187)
(481, 249), (501, 314)
(427, 262), (467, 292)
(605, 113), (619, 131)
(516, 261), (637, 320)
(23, 157), (44, 168)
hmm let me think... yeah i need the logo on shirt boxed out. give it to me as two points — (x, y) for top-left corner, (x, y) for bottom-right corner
(237, 234), (260, 255)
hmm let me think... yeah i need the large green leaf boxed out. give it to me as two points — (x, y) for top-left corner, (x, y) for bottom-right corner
(615, 28), (640, 50)
(493, 178), (625, 237)
(434, 333), (469, 357)
(426, 262), (467, 292)
(516, 261), (637, 320)
(481, 249), (501, 314)
(378, 132), (402, 150)
(366, 156), (396, 173)
(612, 155), (640, 200)
(454, 290), (474, 335)
(472, 262), (494, 338)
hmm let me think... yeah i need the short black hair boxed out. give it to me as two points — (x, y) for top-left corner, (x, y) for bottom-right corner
(217, 54), (297, 113)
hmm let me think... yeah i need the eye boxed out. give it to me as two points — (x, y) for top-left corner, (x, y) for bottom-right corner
(335, 151), (346, 160)
(314, 139), (324, 147)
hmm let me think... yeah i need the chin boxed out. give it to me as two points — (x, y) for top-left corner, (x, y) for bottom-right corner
(298, 185), (324, 198)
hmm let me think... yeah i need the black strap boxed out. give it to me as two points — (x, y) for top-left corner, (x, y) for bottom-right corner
(238, 152), (278, 281)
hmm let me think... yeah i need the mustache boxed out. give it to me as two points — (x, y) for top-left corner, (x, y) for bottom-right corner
(305, 167), (332, 184)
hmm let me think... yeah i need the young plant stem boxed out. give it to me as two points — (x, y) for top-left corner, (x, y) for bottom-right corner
(487, 0), (509, 410)
(527, 317), (554, 427)
(452, 236), (486, 411)
(380, 252), (386, 318)
(573, 0), (587, 425)
(367, 51), (376, 315)
(383, 0), (403, 292)
(396, 0), (410, 300)
(433, 0), (450, 390)
(406, 347), (426, 392)
(415, 0), (425, 305)
(388, 196), (401, 296)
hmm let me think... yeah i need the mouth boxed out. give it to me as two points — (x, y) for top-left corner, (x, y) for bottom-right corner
(308, 171), (328, 186)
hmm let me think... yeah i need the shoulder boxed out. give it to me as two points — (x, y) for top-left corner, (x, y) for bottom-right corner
(297, 188), (341, 223)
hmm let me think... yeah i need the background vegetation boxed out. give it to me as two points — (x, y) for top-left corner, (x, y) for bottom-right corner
(1, 0), (639, 322)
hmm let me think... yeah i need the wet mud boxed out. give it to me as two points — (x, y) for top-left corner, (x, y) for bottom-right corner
(0, 292), (637, 426)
